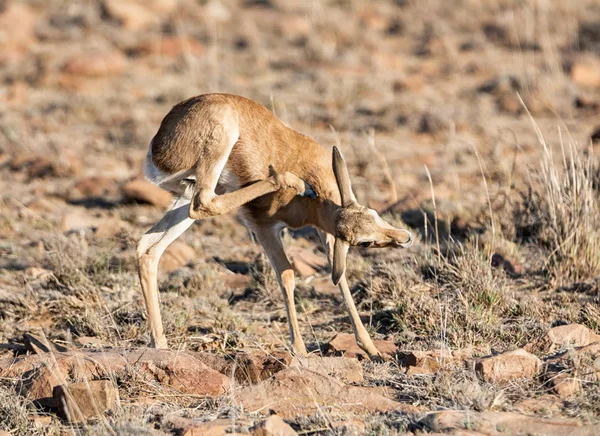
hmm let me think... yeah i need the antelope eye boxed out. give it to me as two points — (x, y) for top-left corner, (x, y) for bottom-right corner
(358, 241), (373, 248)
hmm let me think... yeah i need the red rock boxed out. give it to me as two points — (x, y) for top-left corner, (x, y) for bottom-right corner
(251, 415), (297, 436)
(327, 332), (397, 360)
(4, 349), (230, 403)
(236, 367), (413, 417)
(475, 349), (541, 383)
(5, 80), (28, 106)
(310, 276), (339, 297)
(54, 380), (119, 423)
(286, 246), (327, 277)
(75, 336), (104, 348)
(69, 176), (116, 199)
(28, 415), (52, 428)
(531, 324), (600, 353)
(60, 211), (98, 233)
(289, 356), (363, 383)
(219, 272), (252, 290)
(278, 15), (312, 39)
(24, 267), (53, 281)
(25, 198), (65, 214)
(515, 395), (561, 415)
(575, 341), (600, 357)
(232, 351), (293, 384)
(103, 0), (176, 30)
(420, 410), (598, 435)
(159, 241), (197, 273)
(10, 153), (81, 179)
(63, 51), (127, 77)
(103, 0), (156, 30)
(122, 179), (172, 208)
(60, 211), (126, 237)
(142, 37), (205, 58)
(402, 349), (453, 375)
(551, 373), (580, 399)
(0, 3), (37, 50)
(164, 416), (236, 436)
(572, 60), (600, 88)
(203, 1), (231, 23)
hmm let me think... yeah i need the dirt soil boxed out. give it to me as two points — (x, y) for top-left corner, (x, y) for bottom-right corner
(1, 0), (600, 434)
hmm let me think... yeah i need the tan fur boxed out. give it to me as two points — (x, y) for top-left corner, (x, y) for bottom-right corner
(137, 93), (412, 359)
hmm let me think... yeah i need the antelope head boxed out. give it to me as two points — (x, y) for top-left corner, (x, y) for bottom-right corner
(331, 146), (413, 285)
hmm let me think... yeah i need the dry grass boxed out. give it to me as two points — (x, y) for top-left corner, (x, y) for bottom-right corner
(1, 0), (600, 433)
(514, 123), (600, 284)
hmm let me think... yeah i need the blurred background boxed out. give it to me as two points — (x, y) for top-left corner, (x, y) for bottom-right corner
(1, 1), (600, 431)
(2, 0), (599, 214)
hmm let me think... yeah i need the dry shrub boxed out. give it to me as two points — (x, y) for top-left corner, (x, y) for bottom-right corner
(0, 384), (59, 435)
(514, 126), (600, 285)
(355, 240), (548, 349)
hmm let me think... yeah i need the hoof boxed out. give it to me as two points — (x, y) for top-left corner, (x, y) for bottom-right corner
(151, 337), (168, 349)
(369, 353), (385, 363)
(301, 180), (317, 199)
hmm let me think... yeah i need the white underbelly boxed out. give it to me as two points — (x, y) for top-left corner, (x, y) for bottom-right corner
(144, 144), (239, 197)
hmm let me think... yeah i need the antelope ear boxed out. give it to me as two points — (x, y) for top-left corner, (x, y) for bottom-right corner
(332, 146), (355, 207)
(332, 238), (349, 285)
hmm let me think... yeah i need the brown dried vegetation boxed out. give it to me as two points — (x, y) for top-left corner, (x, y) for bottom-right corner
(1, 0), (600, 434)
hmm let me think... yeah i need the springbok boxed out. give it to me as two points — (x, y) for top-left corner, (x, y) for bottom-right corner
(137, 93), (413, 360)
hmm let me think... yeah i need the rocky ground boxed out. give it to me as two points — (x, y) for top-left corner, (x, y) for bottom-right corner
(1, 0), (600, 434)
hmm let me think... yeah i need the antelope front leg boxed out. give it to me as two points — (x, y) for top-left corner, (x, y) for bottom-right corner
(318, 230), (382, 360)
(189, 169), (316, 220)
(255, 226), (308, 356)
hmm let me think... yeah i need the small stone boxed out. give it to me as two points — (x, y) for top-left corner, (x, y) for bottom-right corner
(250, 415), (297, 436)
(53, 380), (119, 423)
(75, 336), (104, 348)
(102, 0), (156, 30)
(287, 246), (327, 277)
(552, 373), (581, 399)
(571, 60), (600, 88)
(516, 395), (561, 415)
(24, 267), (53, 281)
(10, 153), (80, 179)
(218, 272), (252, 290)
(289, 356), (363, 383)
(159, 241), (196, 273)
(140, 37), (205, 58)
(328, 332), (397, 360)
(403, 349), (453, 375)
(532, 324), (600, 353)
(165, 416), (235, 436)
(60, 211), (125, 237)
(28, 414), (52, 428)
(233, 351), (293, 384)
(278, 15), (312, 39)
(475, 349), (541, 383)
(122, 178), (172, 208)
(491, 253), (525, 276)
(0, 3), (37, 50)
(63, 51), (127, 77)
(69, 176), (116, 200)
(103, 0), (175, 29)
